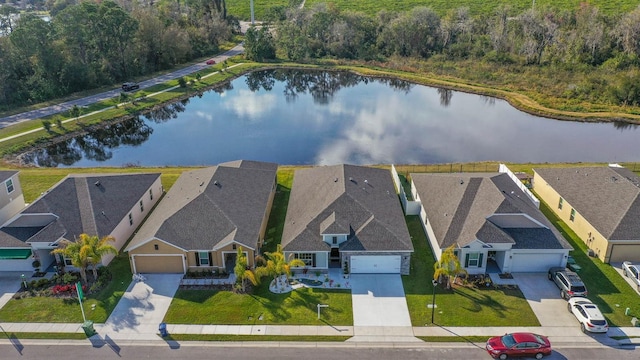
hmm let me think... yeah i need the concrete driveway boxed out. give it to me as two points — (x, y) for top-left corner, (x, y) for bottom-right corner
(0, 272), (25, 310)
(349, 274), (417, 341)
(513, 273), (577, 327)
(97, 274), (182, 341)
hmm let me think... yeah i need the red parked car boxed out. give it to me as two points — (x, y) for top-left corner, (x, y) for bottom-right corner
(206, 59), (216, 65)
(486, 332), (552, 359)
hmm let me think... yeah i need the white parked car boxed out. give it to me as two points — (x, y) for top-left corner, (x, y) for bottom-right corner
(567, 297), (608, 333)
(622, 261), (640, 289)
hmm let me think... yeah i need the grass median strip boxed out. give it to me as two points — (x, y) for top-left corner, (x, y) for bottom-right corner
(1, 332), (87, 340)
(162, 334), (350, 342)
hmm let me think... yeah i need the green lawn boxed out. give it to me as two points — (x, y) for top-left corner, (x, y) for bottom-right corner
(165, 334), (350, 342)
(0, 255), (132, 323)
(402, 216), (539, 327)
(164, 282), (352, 325)
(535, 193), (640, 327)
(261, 167), (295, 254)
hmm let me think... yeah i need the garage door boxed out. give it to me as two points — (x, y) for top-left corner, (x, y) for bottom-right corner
(351, 255), (401, 274)
(511, 253), (564, 273)
(610, 245), (640, 262)
(133, 255), (184, 274)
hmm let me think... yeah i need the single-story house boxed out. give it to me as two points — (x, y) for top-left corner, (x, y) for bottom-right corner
(281, 164), (413, 275)
(125, 160), (278, 274)
(533, 165), (640, 263)
(0, 173), (162, 272)
(411, 172), (572, 274)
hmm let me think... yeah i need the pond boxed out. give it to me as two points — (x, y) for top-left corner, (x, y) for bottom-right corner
(21, 69), (640, 167)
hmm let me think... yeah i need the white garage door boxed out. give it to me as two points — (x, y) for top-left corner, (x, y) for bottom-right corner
(511, 253), (564, 273)
(351, 255), (401, 274)
(133, 255), (185, 274)
(609, 245), (640, 262)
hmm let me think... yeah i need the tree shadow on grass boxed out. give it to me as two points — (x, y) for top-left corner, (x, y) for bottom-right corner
(452, 287), (509, 316)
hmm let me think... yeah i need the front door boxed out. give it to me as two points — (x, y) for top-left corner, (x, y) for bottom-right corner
(330, 248), (340, 268)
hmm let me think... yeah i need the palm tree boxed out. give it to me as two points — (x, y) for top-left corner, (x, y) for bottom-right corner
(82, 234), (118, 280)
(234, 247), (261, 292)
(253, 244), (305, 285)
(51, 239), (90, 283)
(51, 233), (117, 283)
(433, 245), (467, 289)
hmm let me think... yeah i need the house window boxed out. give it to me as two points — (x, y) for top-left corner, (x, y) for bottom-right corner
(5, 179), (14, 193)
(295, 253), (315, 266)
(232, 244), (236, 250)
(154, 244), (159, 250)
(64, 257), (73, 266)
(558, 197), (564, 210)
(139, 200), (144, 212)
(198, 252), (210, 266)
(149, 189), (153, 200)
(332, 236), (338, 245)
(465, 252), (484, 268)
(570, 208), (576, 222)
(128, 213), (133, 225)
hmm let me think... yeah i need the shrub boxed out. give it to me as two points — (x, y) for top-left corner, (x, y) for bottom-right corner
(62, 272), (78, 284)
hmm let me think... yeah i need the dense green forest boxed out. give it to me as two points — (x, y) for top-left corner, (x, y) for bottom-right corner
(245, 2), (640, 110)
(0, 0), (235, 110)
(3, 0), (640, 113)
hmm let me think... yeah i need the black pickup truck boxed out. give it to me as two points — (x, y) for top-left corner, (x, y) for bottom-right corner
(121, 82), (140, 91)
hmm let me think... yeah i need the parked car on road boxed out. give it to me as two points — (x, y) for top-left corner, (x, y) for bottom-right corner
(486, 332), (552, 359)
(206, 59), (216, 65)
(567, 297), (608, 333)
(548, 267), (588, 299)
(122, 82), (139, 91)
(622, 261), (640, 289)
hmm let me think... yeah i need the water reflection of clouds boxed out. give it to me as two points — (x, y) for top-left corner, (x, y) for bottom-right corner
(223, 90), (276, 119)
(194, 111), (213, 121)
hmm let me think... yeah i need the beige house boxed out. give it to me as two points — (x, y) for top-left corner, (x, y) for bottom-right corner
(0, 173), (162, 272)
(533, 165), (640, 263)
(125, 160), (278, 274)
(0, 171), (25, 226)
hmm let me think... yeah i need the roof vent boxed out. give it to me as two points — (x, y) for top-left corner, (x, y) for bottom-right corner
(364, 179), (369, 185)
(349, 177), (355, 183)
(334, 178), (338, 182)
(94, 181), (100, 186)
(460, 179), (464, 185)
(214, 180), (219, 186)
(200, 181), (204, 186)
(101, 211), (106, 216)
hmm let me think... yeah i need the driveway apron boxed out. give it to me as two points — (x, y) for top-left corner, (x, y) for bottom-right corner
(349, 274), (417, 341)
(98, 274), (182, 340)
(0, 272), (23, 310)
(513, 273), (577, 327)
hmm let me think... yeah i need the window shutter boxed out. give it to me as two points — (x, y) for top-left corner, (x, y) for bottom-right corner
(478, 253), (484, 267)
(312, 253), (316, 267)
(195, 252), (200, 266)
(464, 253), (470, 267)
(208, 252), (213, 266)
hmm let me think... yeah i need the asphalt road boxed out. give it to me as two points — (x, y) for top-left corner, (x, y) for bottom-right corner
(0, 44), (245, 129)
(0, 342), (637, 360)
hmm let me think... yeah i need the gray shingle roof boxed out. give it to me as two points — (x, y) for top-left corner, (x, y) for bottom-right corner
(0, 173), (160, 248)
(126, 161), (277, 251)
(0, 170), (17, 183)
(411, 172), (570, 250)
(281, 165), (413, 253)
(534, 166), (640, 240)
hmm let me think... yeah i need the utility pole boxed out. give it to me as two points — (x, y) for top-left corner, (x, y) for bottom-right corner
(250, 0), (255, 25)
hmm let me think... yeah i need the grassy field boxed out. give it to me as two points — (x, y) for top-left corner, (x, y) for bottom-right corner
(164, 283), (353, 325)
(535, 193), (640, 327)
(229, 0), (639, 19)
(0, 254), (132, 323)
(165, 334), (350, 341)
(0, 332), (87, 340)
(402, 216), (540, 327)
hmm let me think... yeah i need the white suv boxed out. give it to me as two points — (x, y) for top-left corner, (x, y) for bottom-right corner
(567, 297), (608, 333)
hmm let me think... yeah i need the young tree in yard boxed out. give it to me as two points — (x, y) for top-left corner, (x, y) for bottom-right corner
(52, 239), (90, 283)
(83, 234), (118, 280)
(254, 244), (305, 282)
(234, 247), (259, 292)
(433, 245), (466, 289)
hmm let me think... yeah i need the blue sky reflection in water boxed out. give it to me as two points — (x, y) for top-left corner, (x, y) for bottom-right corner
(25, 70), (640, 167)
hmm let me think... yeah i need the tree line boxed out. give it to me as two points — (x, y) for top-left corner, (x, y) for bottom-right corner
(245, 3), (640, 107)
(0, 0), (235, 110)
